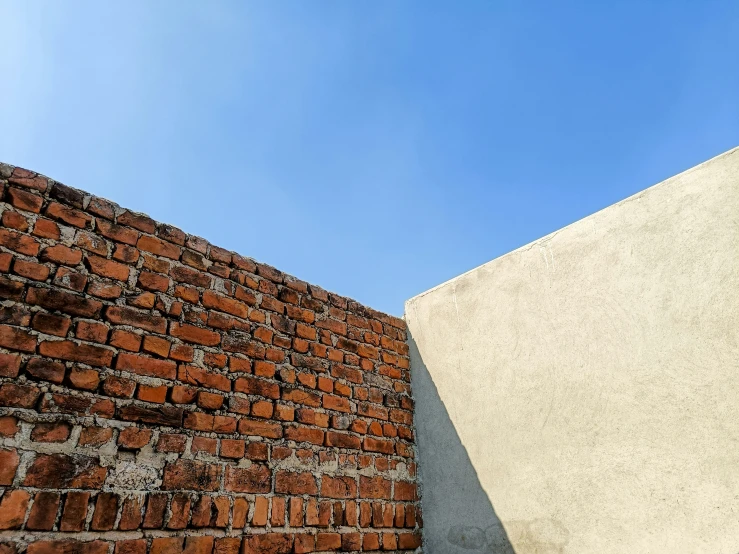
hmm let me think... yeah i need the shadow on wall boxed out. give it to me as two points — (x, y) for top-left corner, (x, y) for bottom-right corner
(408, 331), (516, 554)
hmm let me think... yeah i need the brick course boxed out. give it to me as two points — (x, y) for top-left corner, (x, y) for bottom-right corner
(0, 163), (421, 553)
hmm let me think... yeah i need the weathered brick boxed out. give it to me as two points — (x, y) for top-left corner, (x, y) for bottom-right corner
(170, 322), (220, 346)
(0, 323), (36, 352)
(0, 490), (30, 530)
(118, 405), (183, 427)
(0, 352), (22, 378)
(116, 352), (176, 379)
(28, 287), (102, 317)
(275, 471), (318, 495)
(24, 454), (107, 488)
(32, 422), (71, 443)
(224, 464), (272, 493)
(138, 235), (181, 259)
(0, 448), (19, 485)
(241, 533), (293, 554)
(0, 228), (40, 255)
(32, 312), (72, 336)
(39, 340), (113, 366)
(163, 459), (222, 491)
(105, 305), (166, 333)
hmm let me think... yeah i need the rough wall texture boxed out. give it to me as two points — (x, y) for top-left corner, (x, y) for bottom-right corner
(0, 163), (421, 554)
(406, 147), (739, 553)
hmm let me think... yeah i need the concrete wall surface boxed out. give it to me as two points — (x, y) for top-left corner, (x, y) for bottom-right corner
(405, 147), (739, 554)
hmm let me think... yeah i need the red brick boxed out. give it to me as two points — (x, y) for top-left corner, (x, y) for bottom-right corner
(398, 533), (422, 549)
(119, 495), (144, 530)
(39, 340), (112, 366)
(90, 492), (118, 530)
(178, 365), (231, 392)
(116, 352), (176, 379)
(360, 477), (392, 500)
(170, 322), (220, 346)
(138, 234), (181, 259)
(0, 228), (40, 255)
(76, 320), (109, 343)
(0, 383), (41, 408)
(169, 342), (194, 361)
(167, 494), (190, 529)
(109, 329), (141, 351)
(26, 542), (108, 554)
(32, 422), (71, 443)
(0, 353), (21, 378)
(24, 453), (107, 489)
(220, 438), (245, 459)
(137, 384), (167, 403)
(224, 464), (272, 493)
(285, 425), (325, 446)
(323, 394), (352, 413)
(252, 496), (269, 526)
(118, 427), (153, 449)
(191, 435), (217, 454)
(142, 335), (170, 357)
(0, 416), (18, 438)
(32, 218), (60, 240)
(282, 388), (321, 408)
(84, 254), (130, 280)
(105, 305), (166, 333)
(157, 433), (187, 453)
(162, 459), (222, 491)
(118, 405), (183, 427)
(0, 490), (30, 530)
(251, 400), (274, 418)
(321, 475), (357, 499)
(393, 481), (417, 501)
(202, 289), (249, 318)
(183, 536), (215, 554)
(75, 231), (108, 255)
(316, 533), (341, 551)
(170, 385), (197, 404)
(214, 538), (241, 554)
(0, 252), (12, 273)
(26, 358), (67, 385)
(13, 258), (49, 281)
(87, 280), (122, 299)
(241, 533), (293, 554)
(32, 312), (72, 337)
(59, 492), (91, 531)
(46, 201), (91, 228)
(0, 324), (36, 352)
(271, 496), (286, 526)
(138, 271), (170, 292)
(0, 448), (19, 485)
(115, 540), (146, 554)
(117, 210), (155, 233)
(363, 533), (380, 550)
(150, 538), (184, 554)
(78, 426), (113, 446)
(275, 471), (318, 495)
(28, 287), (102, 317)
(234, 375), (279, 399)
(142, 494), (168, 529)
(197, 390), (224, 410)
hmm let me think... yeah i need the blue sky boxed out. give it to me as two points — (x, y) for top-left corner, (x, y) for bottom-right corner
(1, 1), (737, 315)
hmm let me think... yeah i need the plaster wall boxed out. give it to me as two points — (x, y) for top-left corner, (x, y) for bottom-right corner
(405, 147), (739, 553)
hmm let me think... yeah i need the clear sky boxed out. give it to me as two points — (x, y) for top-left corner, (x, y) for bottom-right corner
(1, 1), (737, 315)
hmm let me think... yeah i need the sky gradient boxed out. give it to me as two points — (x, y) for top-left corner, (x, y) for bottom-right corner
(1, 1), (737, 315)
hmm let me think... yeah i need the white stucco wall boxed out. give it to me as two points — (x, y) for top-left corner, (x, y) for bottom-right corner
(405, 147), (739, 554)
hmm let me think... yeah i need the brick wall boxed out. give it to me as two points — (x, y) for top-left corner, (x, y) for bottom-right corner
(0, 163), (421, 554)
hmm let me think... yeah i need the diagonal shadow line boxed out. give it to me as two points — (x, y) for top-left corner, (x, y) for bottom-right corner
(408, 330), (516, 554)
